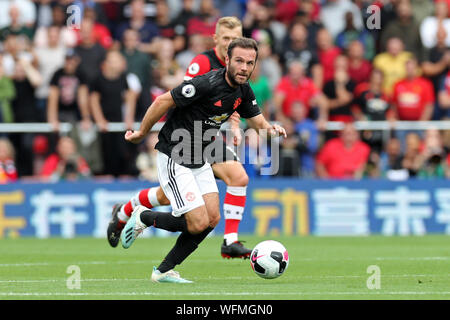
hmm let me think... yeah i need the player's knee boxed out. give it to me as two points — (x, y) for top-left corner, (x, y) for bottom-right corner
(228, 170), (248, 187)
(189, 219), (210, 234)
(187, 211), (210, 234)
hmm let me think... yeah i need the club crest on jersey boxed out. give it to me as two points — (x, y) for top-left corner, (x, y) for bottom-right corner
(188, 63), (200, 75)
(233, 97), (242, 110)
(185, 192), (196, 202)
(181, 84), (196, 98)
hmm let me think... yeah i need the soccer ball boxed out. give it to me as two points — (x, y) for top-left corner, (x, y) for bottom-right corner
(250, 240), (289, 279)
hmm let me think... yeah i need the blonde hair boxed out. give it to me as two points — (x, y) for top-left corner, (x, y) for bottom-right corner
(215, 16), (242, 35)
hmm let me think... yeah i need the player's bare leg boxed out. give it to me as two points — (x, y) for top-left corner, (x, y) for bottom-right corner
(202, 192), (221, 228)
(212, 160), (252, 259)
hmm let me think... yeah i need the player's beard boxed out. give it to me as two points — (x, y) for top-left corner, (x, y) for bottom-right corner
(227, 64), (251, 87)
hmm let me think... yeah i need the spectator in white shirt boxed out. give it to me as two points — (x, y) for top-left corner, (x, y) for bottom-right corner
(420, 0), (450, 49)
(0, 0), (36, 29)
(319, 0), (363, 39)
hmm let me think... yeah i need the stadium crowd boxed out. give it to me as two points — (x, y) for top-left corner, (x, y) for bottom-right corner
(1, 0), (450, 183)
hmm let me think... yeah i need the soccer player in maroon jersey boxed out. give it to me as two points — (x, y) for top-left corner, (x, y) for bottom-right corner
(108, 17), (254, 259)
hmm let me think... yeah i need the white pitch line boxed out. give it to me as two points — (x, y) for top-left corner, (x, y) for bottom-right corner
(0, 261), (156, 267)
(1, 257), (448, 268)
(0, 278), (146, 283)
(1, 274), (449, 283)
(0, 259), (227, 268)
(1, 291), (450, 297)
(375, 257), (450, 261)
(296, 257), (450, 262)
(0, 262), (51, 267)
(288, 274), (450, 279)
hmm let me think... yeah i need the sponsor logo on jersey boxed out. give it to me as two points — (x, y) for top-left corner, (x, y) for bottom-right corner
(209, 113), (229, 124)
(181, 84), (196, 98)
(214, 100), (222, 107)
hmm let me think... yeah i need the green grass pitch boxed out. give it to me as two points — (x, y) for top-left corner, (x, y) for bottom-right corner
(0, 235), (449, 300)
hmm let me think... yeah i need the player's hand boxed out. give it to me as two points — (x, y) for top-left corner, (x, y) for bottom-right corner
(231, 126), (242, 146)
(269, 124), (287, 138)
(125, 130), (145, 144)
(229, 112), (242, 146)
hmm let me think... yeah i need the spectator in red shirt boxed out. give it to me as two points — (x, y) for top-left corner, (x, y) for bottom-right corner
(275, 0), (301, 25)
(273, 59), (328, 128)
(391, 56), (435, 121)
(392, 56), (435, 152)
(317, 28), (341, 88)
(346, 40), (372, 86)
(316, 122), (371, 179)
(0, 138), (18, 183)
(74, 7), (113, 50)
(40, 136), (90, 181)
(447, 153), (450, 173)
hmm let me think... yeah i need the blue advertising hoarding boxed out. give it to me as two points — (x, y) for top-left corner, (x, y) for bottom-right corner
(0, 179), (449, 238)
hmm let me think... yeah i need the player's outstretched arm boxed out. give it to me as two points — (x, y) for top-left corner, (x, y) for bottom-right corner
(246, 114), (287, 138)
(125, 91), (175, 144)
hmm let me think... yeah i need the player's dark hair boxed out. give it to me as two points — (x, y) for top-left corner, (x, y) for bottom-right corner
(227, 37), (258, 61)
